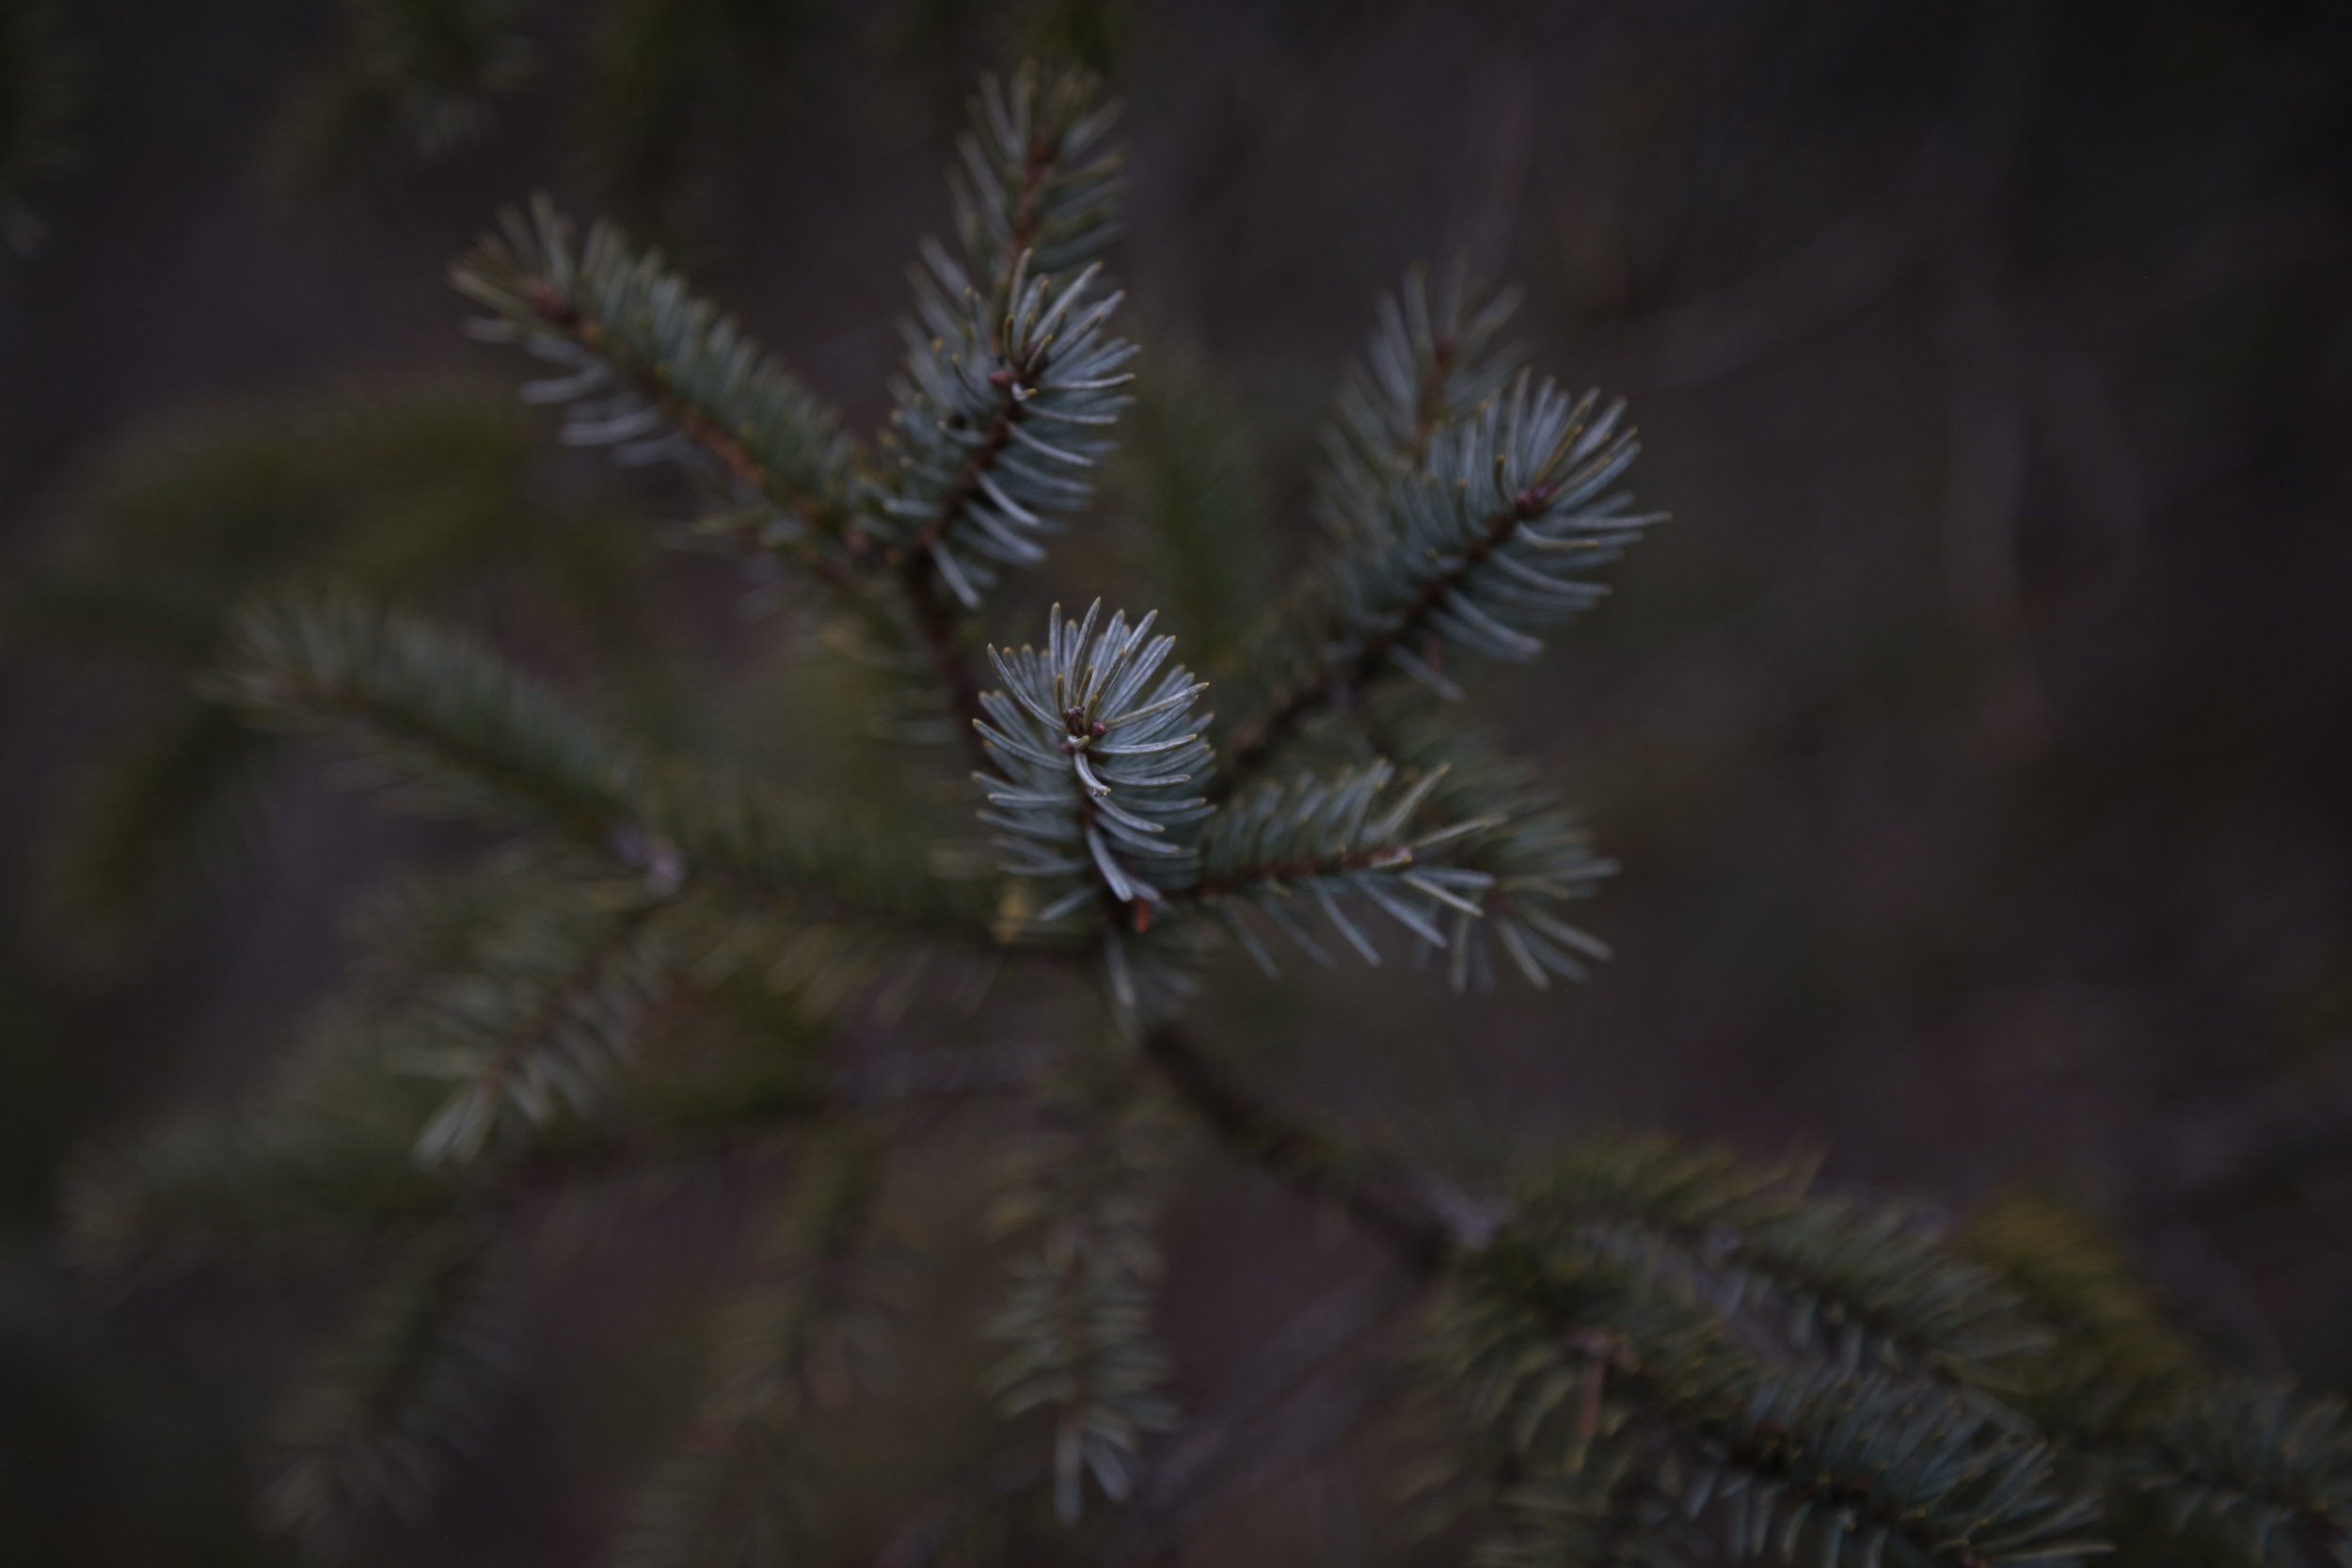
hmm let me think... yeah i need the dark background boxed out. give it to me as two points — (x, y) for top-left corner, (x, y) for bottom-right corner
(4, 1), (2350, 1562)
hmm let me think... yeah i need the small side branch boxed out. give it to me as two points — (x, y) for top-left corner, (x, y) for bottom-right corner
(1218, 487), (1546, 793)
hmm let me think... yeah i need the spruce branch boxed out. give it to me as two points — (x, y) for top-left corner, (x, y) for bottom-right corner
(1959, 1196), (2201, 1433)
(1472, 1450), (1705, 1568)
(1316, 262), (1525, 551)
(1364, 701), (1616, 990)
(976, 601), (1213, 923)
(825, 65), (1131, 761)
(64, 1096), (461, 1275)
(403, 892), (687, 1167)
(1223, 358), (1659, 791)
(1516, 1138), (2052, 1397)
(638, 764), (995, 937)
(453, 197), (859, 552)
(63, 1009), (1039, 1286)
(38, 703), (278, 963)
(212, 593), (990, 932)
(2123, 1384), (2352, 1567)
(1232, 265), (1522, 690)
(213, 590), (645, 845)
(1182, 760), (1495, 971)
(261, 1222), (517, 1554)
(947, 63), (1124, 302)
(987, 1071), (1182, 1523)
(871, 252), (1134, 611)
(1442, 1247), (2108, 1568)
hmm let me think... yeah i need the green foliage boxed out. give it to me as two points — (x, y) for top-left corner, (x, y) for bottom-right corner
(64, 1089), (450, 1275)
(396, 891), (684, 1168)
(1364, 701), (1615, 989)
(1960, 1196), (2201, 1430)
(62, 59), (2352, 1568)
(987, 1069), (1181, 1523)
(20, 380), (569, 617)
(637, 763), (995, 937)
(261, 1223), (517, 1552)
(875, 253), (1132, 610)
(1197, 760), (1492, 971)
(453, 197), (858, 543)
(1315, 265), (1524, 557)
(1433, 1240), (2105, 1568)
(2128, 1384), (2352, 1565)
(1221, 270), (1658, 785)
(16, 380), (660, 961)
(1321, 374), (1653, 689)
(1514, 1137), (2051, 1393)
(977, 601), (1212, 917)
(867, 64), (1127, 612)
(942, 62), (1123, 294)
(1413, 1143), (2352, 1568)
(215, 591), (647, 846)
(38, 706), (278, 967)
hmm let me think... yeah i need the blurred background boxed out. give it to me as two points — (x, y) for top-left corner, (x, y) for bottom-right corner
(4, 0), (2351, 1561)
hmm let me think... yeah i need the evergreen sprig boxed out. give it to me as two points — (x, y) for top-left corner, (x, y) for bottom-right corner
(1315, 263), (1524, 554)
(1224, 313), (1661, 785)
(977, 601), (1213, 919)
(453, 196), (858, 546)
(261, 1225), (517, 1553)
(1192, 761), (1493, 970)
(638, 764), (994, 936)
(400, 893), (685, 1167)
(2128, 1384), (2352, 1565)
(1517, 1139), (2050, 1394)
(1439, 1246), (2107, 1568)
(872, 254), (1134, 610)
(987, 1073), (1182, 1523)
(214, 590), (644, 845)
(1340, 373), (1653, 682)
(64, 1093), (449, 1275)
(860, 65), (1130, 614)
(1368, 701), (1616, 989)
(946, 63), (1124, 298)
(1473, 1451), (1703, 1568)
(213, 594), (987, 934)
(1960, 1196), (2201, 1433)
